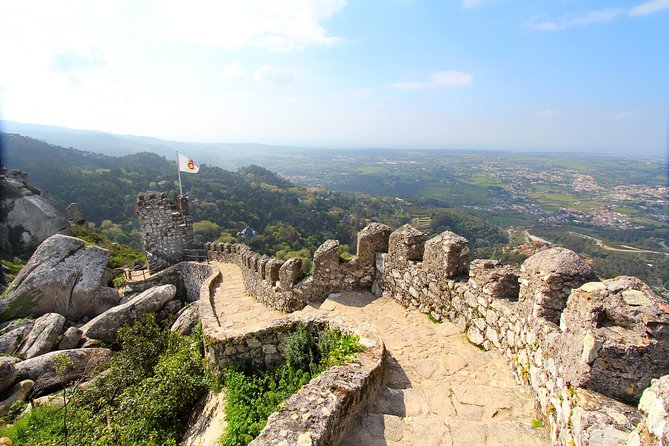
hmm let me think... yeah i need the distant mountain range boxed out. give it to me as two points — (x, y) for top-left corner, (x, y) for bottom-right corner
(0, 120), (309, 170)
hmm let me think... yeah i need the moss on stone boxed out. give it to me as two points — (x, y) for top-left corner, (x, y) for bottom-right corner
(0, 288), (43, 321)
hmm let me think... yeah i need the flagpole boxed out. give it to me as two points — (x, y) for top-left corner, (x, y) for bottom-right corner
(176, 151), (183, 196)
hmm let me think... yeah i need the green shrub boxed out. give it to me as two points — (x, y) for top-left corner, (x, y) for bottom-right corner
(0, 314), (206, 446)
(284, 324), (318, 372)
(318, 328), (365, 368)
(220, 325), (364, 446)
(1, 400), (28, 425)
(112, 275), (126, 289)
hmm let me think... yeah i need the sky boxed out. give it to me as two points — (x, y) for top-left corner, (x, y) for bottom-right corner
(1, 0), (668, 154)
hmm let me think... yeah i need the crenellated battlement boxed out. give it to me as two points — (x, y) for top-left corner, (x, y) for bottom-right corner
(137, 192), (195, 272)
(206, 223), (669, 445)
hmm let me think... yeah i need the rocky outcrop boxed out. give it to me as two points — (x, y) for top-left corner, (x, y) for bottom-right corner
(633, 375), (669, 445)
(0, 170), (70, 254)
(58, 327), (83, 350)
(65, 203), (85, 224)
(81, 284), (176, 343)
(171, 304), (199, 335)
(0, 234), (119, 322)
(14, 348), (112, 392)
(557, 276), (669, 404)
(0, 319), (34, 355)
(0, 358), (17, 394)
(18, 313), (66, 359)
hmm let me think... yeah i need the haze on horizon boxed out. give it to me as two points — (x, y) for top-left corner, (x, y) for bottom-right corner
(1, 0), (668, 156)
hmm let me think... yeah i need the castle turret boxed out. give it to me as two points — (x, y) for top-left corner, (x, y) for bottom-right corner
(136, 192), (195, 272)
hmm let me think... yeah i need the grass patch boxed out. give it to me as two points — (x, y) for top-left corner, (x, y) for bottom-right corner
(532, 418), (543, 429)
(0, 256), (26, 283)
(71, 224), (146, 269)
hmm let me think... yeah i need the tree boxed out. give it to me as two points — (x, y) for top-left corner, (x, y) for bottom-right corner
(193, 220), (222, 244)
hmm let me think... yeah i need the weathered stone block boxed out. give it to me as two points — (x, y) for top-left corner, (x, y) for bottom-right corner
(267, 259), (283, 284)
(388, 225), (426, 262)
(356, 223), (393, 267)
(279, 258), (302, 290)
(422, 230), (470, 278)
(519, 247), (596, 324)
(313, 240), (340, 278)
(558, 276), (669, 405)
(636, 374), (669, 445)
(469, 259), (520, 300)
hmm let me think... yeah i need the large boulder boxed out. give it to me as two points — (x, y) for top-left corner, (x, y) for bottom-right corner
(81, 284), (176, 343)
(58, 326), (83, 350)
(0, 170), (70, 254)
(171, 304), (199, 335)
(557, 276), (669, 405)
(18, 313), (66, 359)
(0, 234), (120, 322)
(0, 358), (17, 394)
(0, 319), (34, 355)
(14, 348), (112, 393)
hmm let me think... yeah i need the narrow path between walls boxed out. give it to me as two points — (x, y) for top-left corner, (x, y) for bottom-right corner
(208, 261), (550, 446)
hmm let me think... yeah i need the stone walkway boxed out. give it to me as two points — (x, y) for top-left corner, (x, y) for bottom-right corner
(211, 262), (283, 332)
(209, 262), (550, 446)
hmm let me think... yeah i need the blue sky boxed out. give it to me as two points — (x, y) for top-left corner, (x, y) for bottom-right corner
(1, 0), (668, 154)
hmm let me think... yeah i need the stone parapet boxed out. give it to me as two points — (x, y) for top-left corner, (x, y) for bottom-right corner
(206, 237), (379, 312)
(203, 223), (669, 445)
(200, 311), (385, 446)
(126, 261), (216, 303)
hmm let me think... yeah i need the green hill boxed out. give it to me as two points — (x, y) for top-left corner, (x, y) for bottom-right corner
(1, 133), (410, 260)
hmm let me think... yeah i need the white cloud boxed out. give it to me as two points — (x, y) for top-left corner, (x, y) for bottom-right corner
(155, 0), (346, 51)
(629, 0), (669, 16)
(525, 2), (669, 31)
(391, 71), (473, 90)
(524, 8), (623, 31)
(219, 61), (246, 81)
(254, 65), (295, 84)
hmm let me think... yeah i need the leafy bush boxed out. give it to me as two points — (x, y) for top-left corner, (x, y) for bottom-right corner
(0, 314), (206, 446)
(1, 400), (28, 425)
(284, 324), (319, 372)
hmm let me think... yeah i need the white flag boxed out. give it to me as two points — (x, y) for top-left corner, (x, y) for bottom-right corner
(177, 152), (199, 173)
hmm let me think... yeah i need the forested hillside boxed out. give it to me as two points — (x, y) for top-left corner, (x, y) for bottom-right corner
(1, 134), (414, 261)
(2, 133), (666, 294)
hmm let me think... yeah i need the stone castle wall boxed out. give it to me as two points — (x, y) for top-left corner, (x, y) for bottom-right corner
(137, 193), (195, 272)
(126, 261), (215, 303)
(206, 223), (392, 312)
(206, 223), (669, 446)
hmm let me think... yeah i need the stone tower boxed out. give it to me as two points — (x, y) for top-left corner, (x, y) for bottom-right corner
(136, 192), (194, 272)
